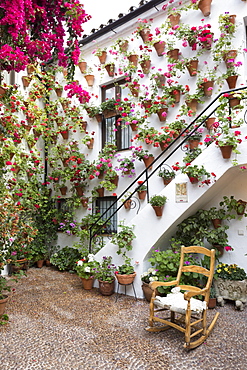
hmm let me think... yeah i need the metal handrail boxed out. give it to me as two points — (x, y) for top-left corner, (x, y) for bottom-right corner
(89, 86), (247, 251)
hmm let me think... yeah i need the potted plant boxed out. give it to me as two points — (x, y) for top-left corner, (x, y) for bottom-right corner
(219, 195), (247, 217)
(117, 156), (135, 176)
(215, 127), (242, 158)
(181, 164), (211, 184)
(149, 195), (167, 216)
(75, 254), (99, 290)
(132, 147), (154, 169)
(115, 255), (136, 285)
(135, 180), (147, 200)
(141, 267), (159, 302)
(100, 98), (120, 118)
(208, 286), (217, 309)
(214, 263), (247, 310)
(186, 127), (204, 150)
(158, 168), (176, 185)
(95, 256), (116, 296)
(111, 222), (136, 256)
(183, 148), (202, 163)
(205, 225), (230, 257)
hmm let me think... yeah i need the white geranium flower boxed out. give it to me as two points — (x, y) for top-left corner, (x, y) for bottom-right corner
(77, 260), (83, 266)
(85, 266), (91, 273)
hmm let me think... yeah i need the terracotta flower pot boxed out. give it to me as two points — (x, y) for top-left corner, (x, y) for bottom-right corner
(119, 41), (129, 53)
(188, 139), (200, 150)
(36, 260), (44, 268)
(0, 295), (8, 317)
(86, 138), (94, 149)
(139, 28), (150, 43)
(98, 279), (115, 296)
(60, 130), (69, 140)
(84, 75), (94, 87)
(22, 76), (31, 88)
(130, 122), (138, 131)
(138, 191), (147, 200)
(127, 54), (138, 67)
(226, 75), (238, 89)
(153, 41), (165, 56)
(152, 205), (164, 217)
(208, 297), (217, 309)
(81, 277), (94, 290)
(143, 155), (154, 169)
(157, 108), (168, 122)
(186, 59), (199, 77)
(155, 74), (166, 88)
(78, 61), (87, 73)
(163, 177), (174, 186)
(116, 272), (136, 285)
(97, 51), (107, 64)
(205, 117), (216, 130)
(96, 187), (104, 197)
(185, 99), (198, 113)
(198, 0), (212, 17)
(167, 49), (179, 61)
(81, 197), (89, 208)
(59, 186), (67, 196)
(110, 175), (119, 187)
(105, 63), (115, 77)
(124, 199), (132, 209)
(140, 59), (151, 74)
(168, 13), (181, 26)
(219, 145), (233, 159)
(212, 219), (222, 229)
(75, 186), (84, 196)
(142, 282), (153, 302)
(188, 176), (199, 184)
(201, 81), (214, 97)
(223, 50), (237, 68)
(55, 88), (63, 97)
(129, 83), (140, 97)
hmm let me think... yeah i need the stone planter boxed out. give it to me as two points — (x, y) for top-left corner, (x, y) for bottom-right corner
(214, 278), (247, 310)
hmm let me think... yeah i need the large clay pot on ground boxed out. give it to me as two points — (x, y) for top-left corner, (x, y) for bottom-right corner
(98, 279), (115, 296)
(142, 282), (153, 302)
(36, 260), (45, 268)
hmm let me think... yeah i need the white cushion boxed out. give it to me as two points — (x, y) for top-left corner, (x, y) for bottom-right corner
(154, 287), (207, 314)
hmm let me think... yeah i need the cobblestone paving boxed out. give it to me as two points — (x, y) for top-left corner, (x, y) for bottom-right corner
(1, 267), (247, 370)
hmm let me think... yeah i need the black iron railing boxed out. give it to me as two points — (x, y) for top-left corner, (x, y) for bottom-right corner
(89, 86), (247, 251)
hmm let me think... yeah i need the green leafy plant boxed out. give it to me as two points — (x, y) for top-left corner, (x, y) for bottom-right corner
(149, 195), (167, 207)
(158, 168), (175, 179)
(214, 263), (247, 281)
(116, 256), (135, 275)
(75, 254), (99, 279)
(111, 221), (136, 256)
(94, 256), (116, 282)
(50, 246), (82, 272)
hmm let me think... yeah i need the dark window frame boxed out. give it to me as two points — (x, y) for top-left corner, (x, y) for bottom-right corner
(94, 196), (118, 234)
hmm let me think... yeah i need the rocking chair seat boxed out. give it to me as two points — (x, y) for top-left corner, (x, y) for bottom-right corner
(154, 287), (207, 315)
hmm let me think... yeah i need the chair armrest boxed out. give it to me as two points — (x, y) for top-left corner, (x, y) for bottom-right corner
(184, 288), (208, 300)
(149, 280), (178, 291)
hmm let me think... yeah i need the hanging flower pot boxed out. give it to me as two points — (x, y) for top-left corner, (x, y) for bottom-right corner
(130, 122), (138, 131)
(186, 59), (199, 77)
(185, 99), (198, 113)
(96, 187), (104, 197)
(236, 200), (247, 215)
(168, 13), (181, 27)
(155, 74), (166, 88)
(139, 28), (150, 43)
(167, 49), (179, 61)
(62, 158), (69, 167)
(127, 54), (139, 67)
(212, 219), (222, 228)
(229, 96), (241, 108)
(170, 90), (180, 103)
(22, 76), (31, 88)
(75, 186), (85, 196)
(104, 63), (115, 77)
(119, 40), (129, 53)
(61, 101), (69, 111)
(95, 113), (103, 123)
(163, 177), (174, 186)
(86, 138), (94, 149)
(153, 41), (165, 56)
(0, 86), (8, 98)
(59, 186), (67, 195)
(157, 108), (168, 122)
(103, 109), (117, 118)
(79, 121), (87, 131)
(129, 83), (140, 97)
(159, 142), (168, 151)
(60, 130), (69, 140)
(205, 117), (216, 130)
(110, 175), (119, 187)
(142, 100), (152, 109)
(98, 51), (107, 64)
(226, 75), (238, 89)
(140, 59), (151, 74)
(137, 190), (147, 200)
(152, 205), (164, 217)
(188, 176), (199, 184)
(124, 199), (132, 209)
(143, 155), (154, 169)
(188, 139), (200, 150)
(201, 81), (214, 97)
(78, 61), (87, 73)
(27, 64), (35, 75)
(223, 50), (237, 68)
(55, 88), (63, 97)
(219, 145), (233, 159)
(81, 197), (89, 208)
(198, 0), (212, 17)
(84, 74), (95, 87)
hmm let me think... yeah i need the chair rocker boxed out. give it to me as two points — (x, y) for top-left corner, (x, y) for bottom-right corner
(146, 246), (219, 350)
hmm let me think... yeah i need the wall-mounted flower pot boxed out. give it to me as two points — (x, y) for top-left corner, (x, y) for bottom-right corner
(170, 90), (180, 103)
(98, 51), (107, 64)
(155, 75), (166, 88)
(152, 205), (164, 217)
(153, 41), (165, 56)
(229, 96), (241, 108)
(81, 197), (89, 208)
(139, 28), (150, 43)
(103, 109), (117, 118)
(78, 61), (87, 73)
(55, 88), (63, 97)
(226, 75), (238, 89)
(185, 99), (198, 113)
(124, 199), (132, 209)
(110, 175), (119, 187)
(96, 187), (104, 197)
(163, 177), (174, 186)
(201, 80), (214, 97)
(223, 50), (237, 68)
(188, 139), (200, 150)
(84, 74), (94, 87)
(105, 63), (115, 77)
(0, 86), (8, 98)
(129, 84), (140, 97)
(186, 59), (199, 77)
(59, 186), (67, 196)
(86, 138), (94, 149)
(119, 40), (129, 53)
(205, 117), (216, 130)
(236, 200), (247, 215)
(60, 130), (69, 140)
(167, 49), (179, 61)
(22, 76), (31, 88)
(27, 64), (35, 75)
(159, 142), (168, 151)
(212, 219), (222, 229)
(61, 101), (69, 111)
(168, 13), (181, 26)
(62, 158), (69, 167)
(140, 60), (151, 74)
(143, 155), (154, 169)
(127, 54), (139, 67)
(213, 244), (224, 257)
(198, 0), (212, 17)
(142, 100), (152, 109)
(138, 190), (147, 200)
(75, 186), (84, 196)
(157, 108), (168, 122)
(79, 121), (87, 131)
(188, 176), (199, 184)
(95, 113), (102, 123)
(130, 122), (138, 131)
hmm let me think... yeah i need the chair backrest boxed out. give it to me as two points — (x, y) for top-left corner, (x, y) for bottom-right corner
(176, 246), (215, 302)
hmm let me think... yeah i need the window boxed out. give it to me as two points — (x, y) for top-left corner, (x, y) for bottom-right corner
(95, 196), (117, 234)
(101, 80), (131, 150)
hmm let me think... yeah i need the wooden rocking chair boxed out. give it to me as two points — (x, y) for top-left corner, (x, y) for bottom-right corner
(146, 246), (219, 350)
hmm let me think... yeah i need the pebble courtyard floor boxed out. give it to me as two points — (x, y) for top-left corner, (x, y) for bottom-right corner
(1, 267), (247, 370)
